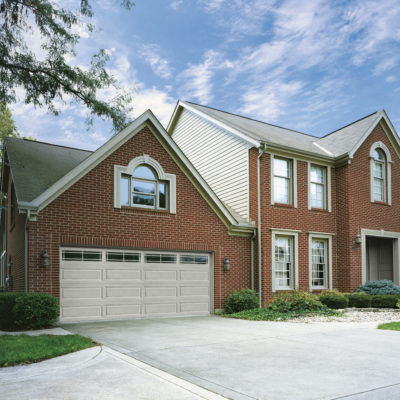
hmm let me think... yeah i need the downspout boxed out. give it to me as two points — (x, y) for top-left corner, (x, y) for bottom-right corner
(25, 210), (29, 292)
(250, 230), (256, 290)
(257, 143), (267, 308)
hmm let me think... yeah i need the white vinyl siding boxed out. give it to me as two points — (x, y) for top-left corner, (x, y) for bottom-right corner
(171, 109), (251, 221)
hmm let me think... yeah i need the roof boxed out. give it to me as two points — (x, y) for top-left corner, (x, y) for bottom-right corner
(169, 101), (398, 159)
(3, 111), (254, 234)
(4, 138), (92, 203)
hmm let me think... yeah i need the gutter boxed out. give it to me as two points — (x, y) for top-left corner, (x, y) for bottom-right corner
(257, 143), (267, 307)
(24, 212), (29, 292)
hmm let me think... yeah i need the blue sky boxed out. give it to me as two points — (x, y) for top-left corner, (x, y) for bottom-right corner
(11, 0), (400, 150)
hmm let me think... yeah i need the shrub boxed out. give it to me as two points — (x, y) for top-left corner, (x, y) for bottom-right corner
(0, 292), (25, 330)
(347, 293), (372, 308)
(356, 280), (400, 295)
(268, 290), (325, 313)
(370, 294), (400, 308)
(397, 299), (400, 309)
(13, 293), (59, 329)
(319, 291), (349, 309)
(225, 289), (259, 314)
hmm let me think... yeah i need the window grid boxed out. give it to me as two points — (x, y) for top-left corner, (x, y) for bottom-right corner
(274, 236), (293, 289)
(62, 250), (102, 262)
(106, 252), (140, 262)
(273, 158), (292, 204)
(310, 165), (326, 209)
(311, 239), (327, 288)
(372, 149), (386, 202)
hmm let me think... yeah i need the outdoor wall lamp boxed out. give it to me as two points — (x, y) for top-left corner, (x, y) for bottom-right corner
(353, 234), (362, 246)
(40, 250), (50, 267)
(223, 257), (231, 271)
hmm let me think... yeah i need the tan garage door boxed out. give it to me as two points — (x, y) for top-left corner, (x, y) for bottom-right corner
(60, 247), (212, 322)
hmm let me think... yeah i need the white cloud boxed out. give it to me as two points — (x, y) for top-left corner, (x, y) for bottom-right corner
(198, 0), (226, 12)
(170, 0), (183, 10)
(140, 44), (172, 79)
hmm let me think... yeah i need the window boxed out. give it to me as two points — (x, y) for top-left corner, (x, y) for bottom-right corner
(62, 250), (102, 261)
(311, 239), (327, 288)
(145, 253), (177, 263)
(273, 157), (292, 204)
(372, 149), (385, 202)
(106, 252), (140, 262)
(180, 254), (208, 264)
(274, 236), (293, 289)
(310, 165), (326, 209)
(114, 155), (176, 213)
(121, 165), (168, 209)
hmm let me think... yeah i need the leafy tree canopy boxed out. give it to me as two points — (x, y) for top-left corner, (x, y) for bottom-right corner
(0, 103), (19, 140)
(0, 0), (134, 133)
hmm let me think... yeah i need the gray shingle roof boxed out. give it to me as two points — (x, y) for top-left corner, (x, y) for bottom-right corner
(4, 137), (92, 203)
(181, 101), (381, 158)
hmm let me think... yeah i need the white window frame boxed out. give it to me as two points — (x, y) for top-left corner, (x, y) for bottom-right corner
(114, 154), (176, 213)
(369, 142), (392, 205)
(270, 155), (297, 207)
(271, 228), (299, 292)
(308, 232), (333, 290)
(307, 163), (331, 212)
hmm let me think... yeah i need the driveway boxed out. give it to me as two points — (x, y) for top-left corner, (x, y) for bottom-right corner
(65, 316), (400, 400)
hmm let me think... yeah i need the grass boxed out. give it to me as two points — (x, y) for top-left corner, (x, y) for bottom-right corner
(0, 334), (96, 367)
(377, 322), (400, 331)
(223, 308), (342, 321)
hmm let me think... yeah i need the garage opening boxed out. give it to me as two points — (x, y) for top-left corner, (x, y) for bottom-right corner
(60, 247), (212, 322)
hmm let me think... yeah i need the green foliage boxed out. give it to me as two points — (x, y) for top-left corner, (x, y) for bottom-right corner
(356, 280), (400, 295)
(0, 103), (19, 139)
(226, 307), (341, 321)
(0, 0), (134, 132)
(347, 292), (372, 308)
(378, 322), (400, 331)
(0, 292), (25, 330)
(0, 334), (95, 366)
(225, 288), (259, 314)
(397, 299), (400, 309)
(13, 293), (59, 329)
(319, 291), (349, 309)
(268, 290), (326, 313)
(370, 294), (400, 308)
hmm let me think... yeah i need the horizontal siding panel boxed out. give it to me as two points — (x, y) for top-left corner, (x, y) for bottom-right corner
(172, 109), (250, 220)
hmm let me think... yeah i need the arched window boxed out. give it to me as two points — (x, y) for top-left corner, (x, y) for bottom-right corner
(369, 142), (392, 205)
(121, 164), (168, 209)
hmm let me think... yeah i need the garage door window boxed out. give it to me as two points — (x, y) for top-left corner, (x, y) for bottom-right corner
(145, 253), (177, 263)
(180, 255), (208, 264)
(62, 250), (102, 261)
(106, 252), (140, 262)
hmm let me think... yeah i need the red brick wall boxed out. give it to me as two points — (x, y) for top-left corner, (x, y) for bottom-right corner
(27, 127), (251, 309)
(339, 122), (400, 291)
(6, 173), (26, 292)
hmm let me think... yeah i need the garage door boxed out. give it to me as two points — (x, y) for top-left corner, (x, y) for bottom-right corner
(60, 247), (212, 322)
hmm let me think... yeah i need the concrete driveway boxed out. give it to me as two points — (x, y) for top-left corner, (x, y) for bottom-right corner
(65, 316), (400, 400)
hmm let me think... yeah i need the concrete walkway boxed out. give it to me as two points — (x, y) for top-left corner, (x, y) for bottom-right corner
(0, 330), (227, 400)
(64, 315), (400, 400)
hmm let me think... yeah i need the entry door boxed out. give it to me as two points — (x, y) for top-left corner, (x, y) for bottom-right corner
(367, 237), (393, 281)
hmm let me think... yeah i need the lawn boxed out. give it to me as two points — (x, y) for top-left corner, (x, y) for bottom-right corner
(223, 308), (341, 321)
(0, 334), (96, 367)
(378, 322), (400, 331)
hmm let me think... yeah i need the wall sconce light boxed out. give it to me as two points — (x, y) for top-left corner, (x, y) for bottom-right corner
(353, 234), (362, 247)
(223, 257), (231, 271)
(40, 250), (50, 267)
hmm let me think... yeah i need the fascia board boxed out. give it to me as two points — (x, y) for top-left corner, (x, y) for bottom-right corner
(179, 102), (260, 147)
(166, 100), (182, 133)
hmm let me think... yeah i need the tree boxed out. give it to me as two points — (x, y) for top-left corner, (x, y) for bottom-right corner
(0, 103), (19, 140)
(0, 0), (134, 133)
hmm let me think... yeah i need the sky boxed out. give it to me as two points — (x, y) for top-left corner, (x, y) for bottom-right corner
(10, 0), (400, 150)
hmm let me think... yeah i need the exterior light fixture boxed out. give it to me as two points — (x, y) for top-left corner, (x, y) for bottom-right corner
(223, 257), (231, 271)
(41, 250), (50, 267)
(354, 234), (362, 246)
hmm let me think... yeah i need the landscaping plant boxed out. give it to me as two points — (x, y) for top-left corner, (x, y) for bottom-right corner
(347, 292), (372, 308)
(356, 280), (400, 295)
(319, 290), (349, 309)
(225, 288), (259, 314)
(268, 290), (326, 313)
(0, 292), (25, 330)
(370, 294), (400, 308)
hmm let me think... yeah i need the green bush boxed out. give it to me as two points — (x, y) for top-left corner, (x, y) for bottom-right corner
(370, 294), (400, 308)
(225, 289), (259, 314)
(397, 299), (400, 309)
(0, 292), (25, 330)
(347, 293), (372, 308)
(268, 290), (325, 313)
(13, 293), (59, 329)
(356, 280), (400, 295)
(319, 291), (349, 309)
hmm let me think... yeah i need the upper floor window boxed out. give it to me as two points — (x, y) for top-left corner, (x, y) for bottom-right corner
(310, 165), (326, 209)
(372, 149), (385, 202)
(273, 157), (292, 204)
(121, 165), (167, 209)
(114, 154), (176, 213)
(369, 142), (392, 205)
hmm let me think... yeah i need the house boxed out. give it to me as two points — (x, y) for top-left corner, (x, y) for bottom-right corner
(1, 102), (399, 322)
(168, 101), (400, 300)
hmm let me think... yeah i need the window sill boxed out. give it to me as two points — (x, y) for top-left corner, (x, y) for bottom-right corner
(272, 202), (294, 209)
(119, 206), (171, 215)
(371, 201), (390, 206)
(310, 207), (329, 213)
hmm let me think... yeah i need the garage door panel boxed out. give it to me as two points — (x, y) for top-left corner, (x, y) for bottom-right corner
(105, 287), (141, 298)
(60, 248), (211, 322)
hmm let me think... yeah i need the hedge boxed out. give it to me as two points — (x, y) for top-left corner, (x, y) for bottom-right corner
(0, 292), (25, 330)
(347, 293), (372, 308)
(319, 292), (349, 309)
(225, 289), (259, 314)
(370, 294), (400, 308)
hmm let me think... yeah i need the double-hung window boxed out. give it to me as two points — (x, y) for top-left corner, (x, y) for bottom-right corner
(274, 236), (293, 289)
(311, 239), (327, 288)
(310, 165), (326, 209)
(273, 158), (292, 204)
(372, 149), (385, 202)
